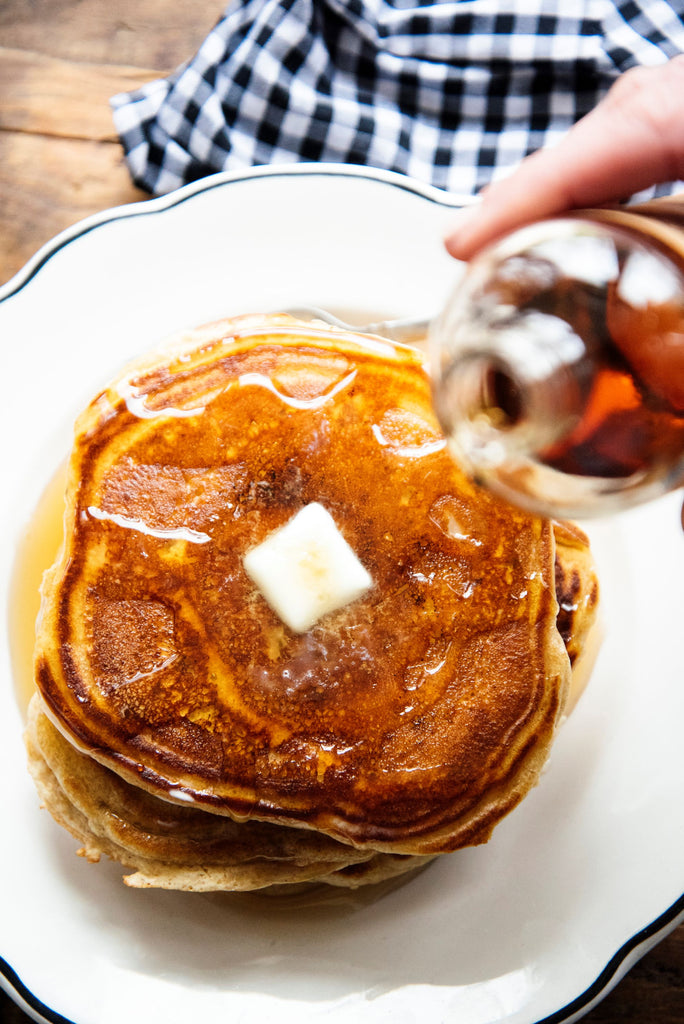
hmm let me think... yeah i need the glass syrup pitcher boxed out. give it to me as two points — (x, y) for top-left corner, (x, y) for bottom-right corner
(430, 197), (684, 518)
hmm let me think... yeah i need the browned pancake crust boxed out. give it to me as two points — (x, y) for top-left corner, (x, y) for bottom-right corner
(552, 520), (600, 668)
(35, 314), (573, 855)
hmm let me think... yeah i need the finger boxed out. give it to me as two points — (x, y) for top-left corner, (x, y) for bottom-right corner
(445, 56), (684, 261)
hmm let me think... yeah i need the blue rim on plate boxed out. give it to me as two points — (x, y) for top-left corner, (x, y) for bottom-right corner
(0, 164), (468, 303)
(1, 956), (76, 1024)
(2, 891), (684, 1024)
(2, 163), (682, 1024)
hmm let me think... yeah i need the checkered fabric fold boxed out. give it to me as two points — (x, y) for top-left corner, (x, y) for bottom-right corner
(111, 0), (684, 198)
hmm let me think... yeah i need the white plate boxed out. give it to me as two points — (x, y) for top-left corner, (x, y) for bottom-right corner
(1, 165), (682, 1024)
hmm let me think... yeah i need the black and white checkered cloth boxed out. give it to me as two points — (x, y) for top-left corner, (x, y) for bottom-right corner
(111, 0), (684, 199)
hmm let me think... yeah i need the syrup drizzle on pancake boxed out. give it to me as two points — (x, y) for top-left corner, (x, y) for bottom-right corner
(33, 316), (577, 855)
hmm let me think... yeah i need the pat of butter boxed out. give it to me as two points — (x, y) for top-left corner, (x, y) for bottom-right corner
(243, 503), (373, 633)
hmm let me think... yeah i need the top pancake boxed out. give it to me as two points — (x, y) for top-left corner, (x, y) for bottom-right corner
(35, 314), (572, 855)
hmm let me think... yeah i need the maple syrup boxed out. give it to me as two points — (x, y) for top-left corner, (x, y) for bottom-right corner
(9, 462), (67, 712)
(431, 198), (684, 517)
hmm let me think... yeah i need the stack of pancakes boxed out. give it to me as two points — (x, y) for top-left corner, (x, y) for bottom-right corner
(26, 314), (599, 891)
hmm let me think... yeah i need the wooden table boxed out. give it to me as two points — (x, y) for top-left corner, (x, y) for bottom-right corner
(0, 2), (682, 1021)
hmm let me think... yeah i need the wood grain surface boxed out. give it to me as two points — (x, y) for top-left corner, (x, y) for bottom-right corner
(0, 2), (682, 1021)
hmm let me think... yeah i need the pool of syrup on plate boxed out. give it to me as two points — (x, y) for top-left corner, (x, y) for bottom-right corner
(9, 462), (67, 712)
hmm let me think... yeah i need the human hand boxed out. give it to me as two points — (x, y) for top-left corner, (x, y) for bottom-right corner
(445, 55), (684, 262)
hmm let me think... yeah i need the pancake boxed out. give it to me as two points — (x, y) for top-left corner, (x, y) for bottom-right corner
(29, 313), (599, 889)
(25, 696), (432, 890)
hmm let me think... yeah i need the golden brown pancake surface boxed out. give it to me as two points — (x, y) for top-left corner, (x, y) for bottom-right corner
(35, 314), (572, 855)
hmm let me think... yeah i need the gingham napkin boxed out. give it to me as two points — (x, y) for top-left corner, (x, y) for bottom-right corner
(111, 0), (684, 199)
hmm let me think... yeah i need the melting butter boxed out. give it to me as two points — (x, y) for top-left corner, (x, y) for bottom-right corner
(243, 503), (372, 634)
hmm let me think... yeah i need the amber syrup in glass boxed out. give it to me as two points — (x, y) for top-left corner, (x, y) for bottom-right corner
(432, 198), (684, 517)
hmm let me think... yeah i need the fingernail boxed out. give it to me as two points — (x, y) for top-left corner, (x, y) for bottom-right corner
(443, 201), (482, 260)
